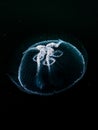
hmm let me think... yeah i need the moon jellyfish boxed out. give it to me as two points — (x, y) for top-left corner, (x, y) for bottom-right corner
(8, 39), (87, 95)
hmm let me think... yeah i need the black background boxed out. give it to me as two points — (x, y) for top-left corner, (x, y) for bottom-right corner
(0, 0), (97, 111)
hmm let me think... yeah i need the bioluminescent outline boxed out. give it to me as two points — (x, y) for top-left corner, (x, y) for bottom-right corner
(8, 39), (87, 95)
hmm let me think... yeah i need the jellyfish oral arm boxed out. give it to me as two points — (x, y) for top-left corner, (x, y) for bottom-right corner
(32, 41), (63, 89)
(46, 39), (63, 48)
(32, 41), (63, 66)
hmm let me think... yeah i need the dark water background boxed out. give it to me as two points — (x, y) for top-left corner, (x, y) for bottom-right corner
(0, 0), (97, 115)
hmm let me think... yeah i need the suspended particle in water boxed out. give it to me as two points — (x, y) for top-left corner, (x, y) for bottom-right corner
(8, 39), (87, 95)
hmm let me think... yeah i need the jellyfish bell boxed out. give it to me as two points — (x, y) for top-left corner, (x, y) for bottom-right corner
(8, 38), (87, 95)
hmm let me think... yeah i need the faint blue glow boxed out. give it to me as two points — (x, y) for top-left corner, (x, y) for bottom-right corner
(8, 39), (87, 95)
